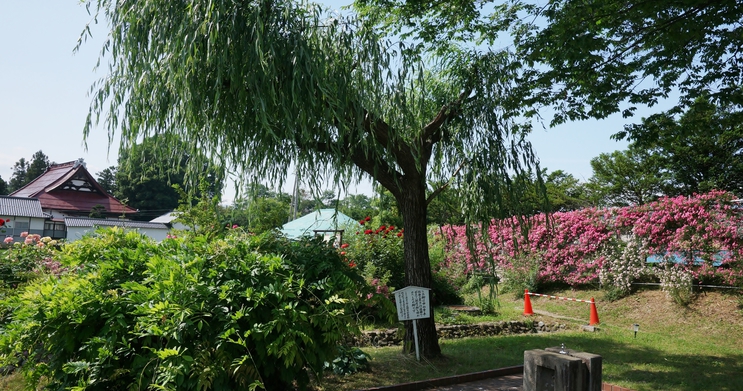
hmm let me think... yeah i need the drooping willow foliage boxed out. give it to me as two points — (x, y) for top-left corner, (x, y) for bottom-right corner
(81, 0), (543, 357)
(81, 0), (539, 220)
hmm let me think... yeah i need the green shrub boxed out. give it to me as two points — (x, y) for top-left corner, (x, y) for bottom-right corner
(501, 252), (543, 298)
(461, 273), (500, 314)
(0, 235), (64, 290)
(323, 346), (370, 376)
(0, 228), (364, 391)
(431, 272), (464, 305)
(344, 220), (405, 289)
(429, 227), (465, 305)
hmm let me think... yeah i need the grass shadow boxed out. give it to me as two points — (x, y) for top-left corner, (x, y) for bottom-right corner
(319, 331), (743, 391)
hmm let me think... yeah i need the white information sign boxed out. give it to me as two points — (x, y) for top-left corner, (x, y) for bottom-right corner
(393, 286), (431, 321)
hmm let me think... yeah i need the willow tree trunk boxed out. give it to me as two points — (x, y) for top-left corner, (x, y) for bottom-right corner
(397, 182), (441, 358)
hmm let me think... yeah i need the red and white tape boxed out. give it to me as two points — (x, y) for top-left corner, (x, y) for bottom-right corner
(526, 292), (593, 304)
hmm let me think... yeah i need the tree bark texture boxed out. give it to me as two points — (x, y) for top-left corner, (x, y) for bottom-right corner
(397, 183), (441, 358)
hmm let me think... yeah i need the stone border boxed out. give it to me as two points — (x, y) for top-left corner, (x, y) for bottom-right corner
(347, 321), (567, 347)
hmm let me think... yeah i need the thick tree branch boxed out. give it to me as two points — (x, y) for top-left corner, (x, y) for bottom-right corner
(361, 110), (419, 178)
(350, 148), (403, 198)
(426, 159), (467, 207)
(421, 88), (472, 145)
(420, 87), (473, 169)
(303, 136), (404, 199)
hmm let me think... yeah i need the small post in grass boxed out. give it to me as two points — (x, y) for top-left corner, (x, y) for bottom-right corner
(633, 323), (640, 338)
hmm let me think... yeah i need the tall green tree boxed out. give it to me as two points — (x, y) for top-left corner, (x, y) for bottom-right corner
(25, 151), (51, 182)
(424, 182), (463, 225)
(225, 183), (292, 232)
(355, 0), (743, 124)
(338, 193), (375, 221)
(543, 170), (590, 211)
(0, 175), (7, 195)
(116, 135), (224, 221)
(513, 0), (743, 124)
(96, 166), (118, 195)
(83, 0), (539, 357)
(621, 97), (743, 196)
(228, 197), (291, 233)
(588, 148), (668, 206)
(494, 168), (590, 214)
(8, 158), (29, 193)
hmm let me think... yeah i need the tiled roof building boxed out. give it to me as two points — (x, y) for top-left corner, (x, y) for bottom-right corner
(2, 158), (163, 242)
(11, 159), (136, 218)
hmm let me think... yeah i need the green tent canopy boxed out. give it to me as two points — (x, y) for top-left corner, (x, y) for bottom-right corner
(280, 209), (358, 241)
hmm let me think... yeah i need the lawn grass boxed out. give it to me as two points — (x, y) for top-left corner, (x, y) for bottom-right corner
(0, 372), (26, 391)
(319, 287), (743, 391)
(3, 287), (741, 390)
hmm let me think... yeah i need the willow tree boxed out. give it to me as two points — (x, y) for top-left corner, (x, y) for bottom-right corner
(82, 0), (539, 358)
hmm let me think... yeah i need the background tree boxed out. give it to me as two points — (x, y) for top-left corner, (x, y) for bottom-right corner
(245, 198), (291, 232)
(371, 187), (404, 228)
(622, 97), (743, 196)
(338, 193), (375, 221)
(587, 148), (668, 207)
(84, 0), (540, 357)
(543, 170), (590, 212)
(25, 151), (52, 182)
(354, 0), (743, 126)
(96, 166), (118, 195)
(295, 189), (327, 217)
(481, 168), (591, 215)
(513, 0), (743, 124)
(225, 184), (292, 232)
(116, 135), (224, 221)
(8, 158), (29, 193)
(425, 182), (464, 225)
(0, 175), (7, 195)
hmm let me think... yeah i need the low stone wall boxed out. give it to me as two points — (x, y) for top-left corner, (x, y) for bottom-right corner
(349, 321), (567, 347)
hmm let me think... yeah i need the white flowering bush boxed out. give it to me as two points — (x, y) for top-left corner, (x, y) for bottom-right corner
(599, 237), (650, 300)
(656, 261), (694, 306)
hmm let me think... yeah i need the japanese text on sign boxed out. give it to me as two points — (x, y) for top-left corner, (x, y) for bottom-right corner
(394, 286), (431, 321)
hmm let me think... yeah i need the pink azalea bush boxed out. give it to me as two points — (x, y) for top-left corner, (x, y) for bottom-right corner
(442, 191), (743, 293)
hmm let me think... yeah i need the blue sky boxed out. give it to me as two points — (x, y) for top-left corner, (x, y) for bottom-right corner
(1, 1), (668, 203)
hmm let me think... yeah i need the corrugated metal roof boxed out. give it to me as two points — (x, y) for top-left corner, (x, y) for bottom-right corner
(0, 196), (47, 218)
(150, 211), (180, 223)
(64, 217), (168, 230)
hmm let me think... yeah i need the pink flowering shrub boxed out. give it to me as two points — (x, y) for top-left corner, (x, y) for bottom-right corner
(442, 191), (743, 291)
(444, 207), (618, 286)
(0, 235), (65, 290)
(599, 237), (652, 299)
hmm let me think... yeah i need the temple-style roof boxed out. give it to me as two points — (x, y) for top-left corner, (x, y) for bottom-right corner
(10, 159), (136, 215)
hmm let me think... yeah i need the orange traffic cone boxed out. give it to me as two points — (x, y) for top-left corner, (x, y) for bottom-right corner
(589, 298), (600, 325)
(523, 289), (534, 316)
